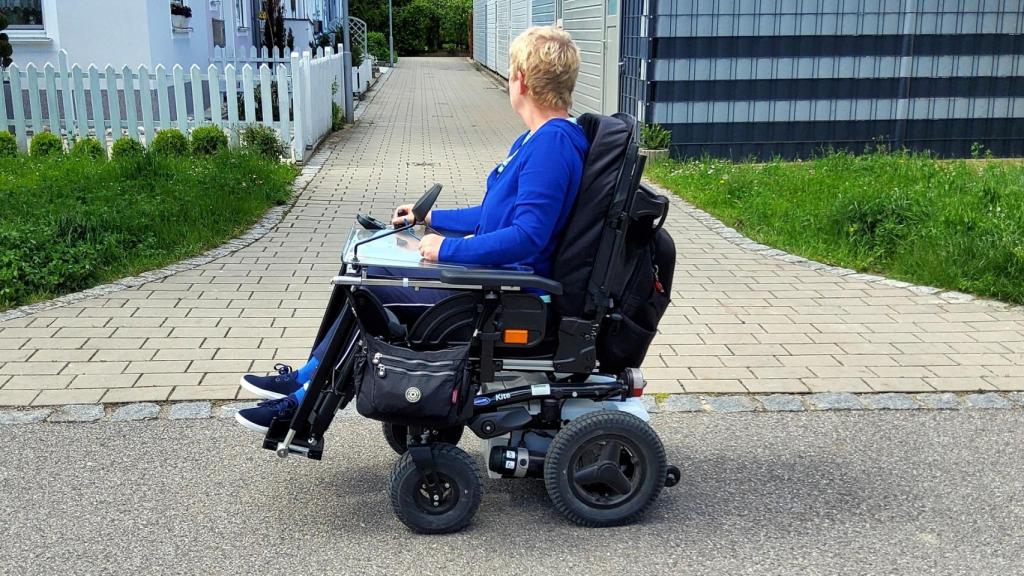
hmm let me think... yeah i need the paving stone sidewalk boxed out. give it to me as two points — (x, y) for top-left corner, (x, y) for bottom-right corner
(0, 58), (1021, 406)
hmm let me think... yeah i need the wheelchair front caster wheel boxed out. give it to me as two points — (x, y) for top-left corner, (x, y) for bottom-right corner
(544, 410), (668, 527)
(389, 443), (482, 534)
(382, 422), (465, 455)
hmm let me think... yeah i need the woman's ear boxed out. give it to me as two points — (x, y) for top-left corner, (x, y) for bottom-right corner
(517, 71), (529, 96)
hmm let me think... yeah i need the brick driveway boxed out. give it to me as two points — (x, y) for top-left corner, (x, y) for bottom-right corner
(0, 58), (1021, 406)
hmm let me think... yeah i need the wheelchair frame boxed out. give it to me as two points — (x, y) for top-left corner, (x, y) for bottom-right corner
(259, 112), (680, 532)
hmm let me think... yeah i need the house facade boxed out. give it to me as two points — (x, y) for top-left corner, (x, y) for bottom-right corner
(473, 0), (622, 117)
(473, 0), (1024, 159)
(2, 0), (340, 70)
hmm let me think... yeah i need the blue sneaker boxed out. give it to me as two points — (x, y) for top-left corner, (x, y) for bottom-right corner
(234, 395), (299, 434)
(239, 364), (302, 400)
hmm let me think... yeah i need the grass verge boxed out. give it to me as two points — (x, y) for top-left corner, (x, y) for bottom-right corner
(646, 150), (1024, 305)
(0, 151), (297, 310)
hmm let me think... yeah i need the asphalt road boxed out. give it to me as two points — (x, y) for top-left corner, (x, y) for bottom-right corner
(1, 409), (1022, 576)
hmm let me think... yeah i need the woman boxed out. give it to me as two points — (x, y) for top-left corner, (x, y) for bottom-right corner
(236, 26), (590, 432)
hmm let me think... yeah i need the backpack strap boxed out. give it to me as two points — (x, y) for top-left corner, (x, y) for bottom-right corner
(584, 138), (644, 319)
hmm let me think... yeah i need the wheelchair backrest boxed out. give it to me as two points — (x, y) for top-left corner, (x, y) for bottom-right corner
(551, 113), (645, 320)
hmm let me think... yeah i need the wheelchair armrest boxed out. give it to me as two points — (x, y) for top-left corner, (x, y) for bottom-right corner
(438, 269), (563, 295)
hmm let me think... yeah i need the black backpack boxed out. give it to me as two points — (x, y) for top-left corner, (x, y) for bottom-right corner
(552, 113), (675, 372)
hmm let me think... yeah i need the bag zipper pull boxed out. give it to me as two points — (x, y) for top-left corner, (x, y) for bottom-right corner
(377, 363), (386, 377)
(372, 352), (382, 365)
(653, 265), (665, 294)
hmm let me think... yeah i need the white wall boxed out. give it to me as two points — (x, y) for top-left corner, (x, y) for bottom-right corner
(145, 0), (212, 69)
(7, 0), (226, 70)
(5, 0), (62, 68)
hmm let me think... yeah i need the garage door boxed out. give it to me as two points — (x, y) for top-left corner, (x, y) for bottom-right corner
(496, 0), (510, 78)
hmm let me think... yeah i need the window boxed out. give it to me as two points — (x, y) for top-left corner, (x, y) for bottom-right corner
(234, 0), (248, 29)
(0, 0), (44, 29)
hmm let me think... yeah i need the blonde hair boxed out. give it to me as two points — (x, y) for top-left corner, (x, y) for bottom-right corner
(508, 26), (580, 110)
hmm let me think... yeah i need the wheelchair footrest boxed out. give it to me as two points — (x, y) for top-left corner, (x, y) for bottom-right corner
(262, 417), (324, 460)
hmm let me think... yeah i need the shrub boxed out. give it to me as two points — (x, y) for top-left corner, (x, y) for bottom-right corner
(190, 125), (228, 156)
(332, 102), (345, 131)
(0, 12), (14, 68)
(70, 137), (106, 160)
(237, 81), (285, 121)
(368, 31), (391, 64)
(0, 131), (17, 158)
(640, 123), (671, 150)
(29, 132), (63, 158)
(150, 128), (189, 156)
(395, 0), (437, 55)
(240, 124), (286, 160)
(110, 136), (145, 161)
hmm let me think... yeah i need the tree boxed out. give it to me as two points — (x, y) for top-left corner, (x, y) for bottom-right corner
(437, 0), (472, 50)
(350, 0), (409, 33)
(0, 12), (13, 69)
(394, 0), (437, 55)
(262, 0), (287, 57)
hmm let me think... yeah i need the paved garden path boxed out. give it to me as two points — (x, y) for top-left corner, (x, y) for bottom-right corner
(0, 58), (1021, 406)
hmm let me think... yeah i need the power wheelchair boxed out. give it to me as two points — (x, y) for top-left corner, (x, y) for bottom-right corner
(261, 112), (680, 533)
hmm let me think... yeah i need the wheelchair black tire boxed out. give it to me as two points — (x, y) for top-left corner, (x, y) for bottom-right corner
(388, 443), (482, 534)
(381, 422), (465, 455)
(543, 410), (667, 527)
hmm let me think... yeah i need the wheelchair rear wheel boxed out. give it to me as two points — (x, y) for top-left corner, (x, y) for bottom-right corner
(382, 422), (465, 455)
(543, 410), (668, 527)
(389, 443), (482, 534)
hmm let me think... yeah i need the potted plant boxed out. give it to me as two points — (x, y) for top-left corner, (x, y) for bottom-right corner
(170, 3), (193, 29)
(639, 122), (671, 161)
(0, 12), (14, 70)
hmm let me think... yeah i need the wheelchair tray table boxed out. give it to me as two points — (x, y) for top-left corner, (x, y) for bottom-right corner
(341, 227), (532, 275)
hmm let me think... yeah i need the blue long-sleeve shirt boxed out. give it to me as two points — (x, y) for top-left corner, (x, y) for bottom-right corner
(431, 118), (589, 278)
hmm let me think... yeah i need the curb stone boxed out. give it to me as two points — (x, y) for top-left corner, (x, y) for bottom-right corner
(639, 396), (659, 414)
(0, 409), (51, 425)
(702, 395), (758, 413)
(661, 395), (702, 412)
(642, 180), (1024, 316)
(168, 402), (212, 420)
(48, 404), (104, 423)
(756, 394), (804, 412)
(860, 393), (918, 410)
(963, 393), (1012, 410)
(915, 393), (961, 410)
(0, 392), (1022, 426)
(218, 401), (258, 419)
(0, 136), (337, 324)
(806, 392), (863, 411)
(111, 403), (161, 422)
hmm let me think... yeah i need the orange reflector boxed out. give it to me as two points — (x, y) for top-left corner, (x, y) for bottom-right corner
(503, 329), (529, 345)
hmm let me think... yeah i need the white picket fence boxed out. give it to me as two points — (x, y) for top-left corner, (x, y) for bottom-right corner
(0, 47), (355, 161)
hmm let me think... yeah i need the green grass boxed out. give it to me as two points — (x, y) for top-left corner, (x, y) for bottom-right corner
(646, 150), (1024, 304)
(0, 151), (297, 310)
